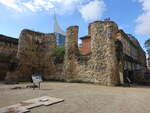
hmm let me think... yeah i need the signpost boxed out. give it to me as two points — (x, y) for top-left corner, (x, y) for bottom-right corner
(32, 74), (42, 90)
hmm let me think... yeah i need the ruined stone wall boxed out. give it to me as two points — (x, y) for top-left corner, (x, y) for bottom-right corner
(63, 26), (79, 80)
(5, 29), (57, 81)
(0, 35), (18, 80)
(90, 21), (120, 85)
(3, 20), (144, 85)
(0, 35), (18, 56)
(3, 20), (145, 85)
(0, 62), (9, 80)
(64, 21), (121, 86)
(88, 23), (92, 36)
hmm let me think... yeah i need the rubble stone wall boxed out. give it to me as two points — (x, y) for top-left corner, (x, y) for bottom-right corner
(5, 29), (57, 81)
(63, 26), (79, 80)
(2, 20), (145, 86)
(63, 21), (121, 86)
(89, 21), (120, 85)
(0, 35), (18, 80)
(0, 62), (9, 80)
(0, 35), (18, 57)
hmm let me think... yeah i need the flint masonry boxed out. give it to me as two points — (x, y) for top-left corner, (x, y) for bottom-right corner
(0, 20), (146, 86)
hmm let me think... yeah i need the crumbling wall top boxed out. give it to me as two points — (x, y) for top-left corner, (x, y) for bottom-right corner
(20, 29), (55, 38)
(0, 34), (18, 44)
(67, 26), (79, 30)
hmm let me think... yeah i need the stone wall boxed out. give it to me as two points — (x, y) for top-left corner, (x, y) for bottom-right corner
(1, 20), (146, 86)
(0, 35), (18, 56)
(0, 35), (18, 80)
(90, 21), (120, 85)
(5, 29), (57, 82)
(0, 62), (9, 80)
(63, 26), (79, 80)
(63, 21), (122, 86)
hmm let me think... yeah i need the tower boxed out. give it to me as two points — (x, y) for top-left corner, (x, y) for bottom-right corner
(53, 13), (66, 46)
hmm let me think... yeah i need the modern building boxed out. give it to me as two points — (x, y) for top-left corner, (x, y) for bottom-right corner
(53, 15), (66, 46)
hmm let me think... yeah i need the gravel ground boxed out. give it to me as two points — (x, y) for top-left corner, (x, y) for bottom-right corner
(0, 82), (150, 113)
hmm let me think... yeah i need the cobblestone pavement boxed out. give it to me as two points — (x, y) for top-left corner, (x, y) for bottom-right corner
(0, 82), (150, 113)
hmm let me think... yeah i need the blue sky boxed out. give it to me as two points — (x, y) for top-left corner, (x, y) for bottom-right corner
(0, 0), (150, 49)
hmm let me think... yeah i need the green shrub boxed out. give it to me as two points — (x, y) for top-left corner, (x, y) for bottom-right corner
(54, 46), (65, 57)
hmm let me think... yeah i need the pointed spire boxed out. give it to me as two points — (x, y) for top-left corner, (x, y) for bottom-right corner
(53, 9), (66, 36)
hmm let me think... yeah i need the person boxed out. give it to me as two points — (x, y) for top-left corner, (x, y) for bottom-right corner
(126, 70), (132, 87)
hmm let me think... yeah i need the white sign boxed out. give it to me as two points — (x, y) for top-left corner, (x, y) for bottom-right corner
(32, 74), (42, 83)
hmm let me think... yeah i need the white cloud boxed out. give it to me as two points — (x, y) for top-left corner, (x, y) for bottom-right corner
(0, 0), (54, 12)
(52, 0), (85, 15)
(135, 0), (150, 36)
(22, 0), (54, 12)
(0, 0), (22, 11)
(79, 0), (105, 21)
(0, 0), (85, 13)
(0, 0), (105, 21)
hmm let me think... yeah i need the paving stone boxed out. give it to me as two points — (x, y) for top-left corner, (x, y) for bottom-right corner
(0, 96), (64, 113)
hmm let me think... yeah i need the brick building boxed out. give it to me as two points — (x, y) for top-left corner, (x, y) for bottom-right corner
(80, 23), (92, 55)
(80, 36), (91, 55)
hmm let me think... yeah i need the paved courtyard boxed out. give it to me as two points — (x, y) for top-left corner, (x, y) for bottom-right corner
(0, 82), (150, 113)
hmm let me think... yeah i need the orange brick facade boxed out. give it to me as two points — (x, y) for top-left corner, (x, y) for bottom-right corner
(80, 36), (91, 55)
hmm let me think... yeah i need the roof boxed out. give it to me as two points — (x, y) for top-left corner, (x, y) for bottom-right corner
(118, 30), (139, 48)
(127, 34), (140, 47)
(118, 30), (145, 53)
(80, 35), (91, 39)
